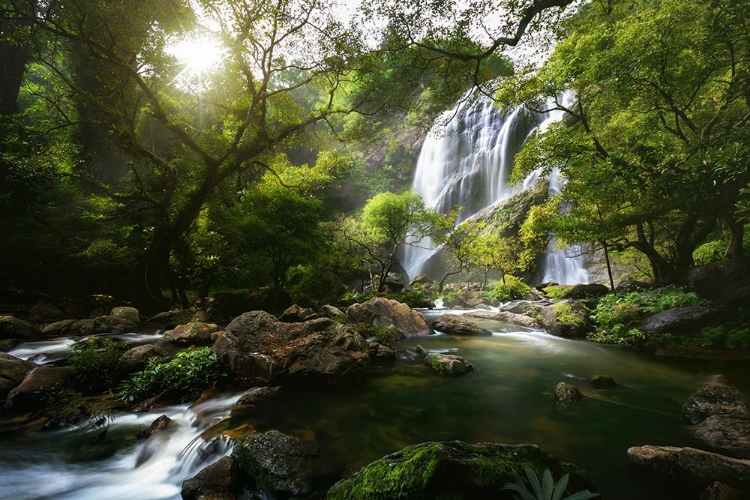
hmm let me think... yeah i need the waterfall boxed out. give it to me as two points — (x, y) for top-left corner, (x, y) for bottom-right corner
(401, 91), (589, 285)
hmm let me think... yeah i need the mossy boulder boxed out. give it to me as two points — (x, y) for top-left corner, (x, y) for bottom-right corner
(431, 314), (492, 337)
(326, 441), (597, 500)
(589, 374), (617, 388)
(539, 301), (590, 338)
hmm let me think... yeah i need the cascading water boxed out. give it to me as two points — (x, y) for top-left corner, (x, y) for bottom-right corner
(401, 91), (589, 284)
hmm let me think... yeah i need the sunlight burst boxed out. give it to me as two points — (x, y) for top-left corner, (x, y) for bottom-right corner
(168, 35), (224, 76)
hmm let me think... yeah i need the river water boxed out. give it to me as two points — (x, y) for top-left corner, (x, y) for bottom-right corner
(2, 312), (747, 499)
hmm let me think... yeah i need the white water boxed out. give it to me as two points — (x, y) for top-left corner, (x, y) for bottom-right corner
(2, 332), (241, 500)
(402, 91), (588, 284)
(0, 393), (240, 500)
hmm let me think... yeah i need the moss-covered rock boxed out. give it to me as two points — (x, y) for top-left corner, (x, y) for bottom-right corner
(326, 441), (597, 500)
(589, 374), (617, 389)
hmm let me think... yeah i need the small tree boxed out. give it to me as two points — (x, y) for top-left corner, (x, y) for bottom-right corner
(345, 191), (442, 293)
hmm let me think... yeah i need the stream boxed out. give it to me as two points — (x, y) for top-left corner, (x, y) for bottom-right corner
(2, 310), (747, 499)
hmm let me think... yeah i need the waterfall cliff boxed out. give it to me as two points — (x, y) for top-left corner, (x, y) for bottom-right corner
(402, 92), (589, 285)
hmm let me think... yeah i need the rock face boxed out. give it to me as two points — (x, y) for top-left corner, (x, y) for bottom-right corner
(319, 305), (347, 324)
(368, 341), (396, 361)
(213, 311), (370, 387)
(4, 366), (73, 411)
(690, 415), (750, 459)
(233, 430), (316, 497)
(0, 352), (36, 399)
(464, 310), (541, 329)
(0, 316), (41, 341)
(235, 386), (282, 407)
(164, 322), (220, 345)
(637, 306), (713, 336)
(627, 445), (750, 491)
(555, 382), (583, 406)
(182, 456), (244, 500)
(431, 314), (492, 336)
(683, 385), (749, 424)
(346, 297), (433, 338)
(326, 441), (597, 500)
(424, 352), (474, 376)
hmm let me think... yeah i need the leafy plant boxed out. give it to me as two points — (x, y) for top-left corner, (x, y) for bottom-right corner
(501, 466), (600, 500)
(43, 389), (116, 442)
(68, 337), (130, 392)
(119, 347), (226, 403)
(589, 287), (708, 345)
(485, 275), (531, 302)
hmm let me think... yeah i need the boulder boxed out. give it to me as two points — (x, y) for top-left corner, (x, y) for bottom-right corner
(93, 315), (137, 334)
(235, 386), (282, 407)
(0, 352), (37, 399)
(562, 284), (609, 299)
(213, 311), (370, 387)
(41, 319), (77, 336)
(0, 316), (41, 341)
(425, 352), (474, 376)
(233, 430), (316, 497)
(431, 314), (492, 336)
(637, 306), (714, 336)
(136, 414), (177, 467)
(683, 385), (749, 424)
(147, 309), (196, 328)
(627, 445), (750, 491)
(498, 300), (551, 315)
(118, 344), (171, 376)
(28, 302), (66, 322)
(4, 366), (73, 411)
(182, 456), (244, 500)
(555, 382), (583, 406)
(464, 310), (541, 329)
(278, 304), (319, 323)
(368, 341), (396, 361)
(110, 306), (140, 324)
(589, 374), (617, 388)
(319, 304), (347, 324)
(164, 322), (220, 345)
(539, 301), (590, 338)
(410, 273), (434, 286)
(689, 415), (750, 459)
(346, 297), (433, 338)
(70, 319), (96, 336)
(326, 441), (598, 500)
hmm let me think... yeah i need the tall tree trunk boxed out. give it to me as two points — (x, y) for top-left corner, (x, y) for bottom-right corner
(0, 0), (34, 117)
(721, 210), (745, 260)
(601, 240), (614, 291)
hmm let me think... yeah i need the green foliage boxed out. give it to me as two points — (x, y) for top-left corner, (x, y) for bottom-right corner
(590, 287), (708, 345)
(485, 276), (531, 302)
(553, 302), (587, 329)
(43, 389), (117, 442)
(502, 466), (600, 500)
(664, 325), (750, 350)
(693, 240), (727, 266)
(119, 347), (226, 403)
(68, 337), (130, 393)
(542, 286), (573, 299)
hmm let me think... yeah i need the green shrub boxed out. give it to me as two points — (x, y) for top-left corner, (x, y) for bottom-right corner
(485, 276), (531, 301)
(693, 240), (726, 266)
(119, 347), (226, 403)
(68, 337), (130, 392)
(726, 328), (750, 349)
(589, 287), (707, 345)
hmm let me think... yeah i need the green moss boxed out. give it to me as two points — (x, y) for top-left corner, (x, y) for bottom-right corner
(542, 285), (573, 299)
(326, 442), (597, 500)
(552, 302), (587, 329)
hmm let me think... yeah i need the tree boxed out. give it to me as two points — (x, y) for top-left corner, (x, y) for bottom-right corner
(341, 191), (442, 293)
(12, 0), (369, 309)
(501, 0), (750, 283)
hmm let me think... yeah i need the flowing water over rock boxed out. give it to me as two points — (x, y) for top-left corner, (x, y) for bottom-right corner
(2, 323), (748, 499)
(402, 93), (589, 284)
